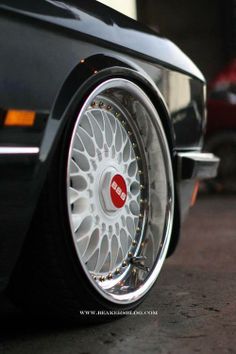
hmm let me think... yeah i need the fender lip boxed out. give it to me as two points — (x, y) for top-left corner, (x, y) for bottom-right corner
(177, 152), (220, 180)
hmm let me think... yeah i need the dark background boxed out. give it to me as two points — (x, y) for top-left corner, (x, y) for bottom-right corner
(137, 0), (236, 82)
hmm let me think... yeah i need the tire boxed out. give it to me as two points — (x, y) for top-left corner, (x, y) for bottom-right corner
(9, 78), (174, 322)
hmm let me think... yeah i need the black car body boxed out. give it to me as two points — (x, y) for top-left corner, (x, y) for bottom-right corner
(0, 0), (218, 319)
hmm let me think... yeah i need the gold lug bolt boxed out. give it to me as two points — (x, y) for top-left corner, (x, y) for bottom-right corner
(132, 240), (137, 246)
(115, 268), (121, 275)
(140, 198), (148, 204)
(122, 261), (127, 267)
(128, 252), (133, 258)
(107, 273), (113, 280)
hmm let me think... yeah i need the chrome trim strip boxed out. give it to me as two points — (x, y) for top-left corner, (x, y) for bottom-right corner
(174, 146), (202, 152)
(0, 147), (39, 154)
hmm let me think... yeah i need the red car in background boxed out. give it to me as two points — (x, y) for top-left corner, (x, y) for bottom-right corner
(206, 59), (236, 191)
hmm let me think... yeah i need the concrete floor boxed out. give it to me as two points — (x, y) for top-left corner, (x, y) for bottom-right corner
(0, 195), (235, 354)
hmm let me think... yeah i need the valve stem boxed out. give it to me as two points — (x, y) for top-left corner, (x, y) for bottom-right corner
(131, 255), (147, 262)
(130, 256), (150, 272)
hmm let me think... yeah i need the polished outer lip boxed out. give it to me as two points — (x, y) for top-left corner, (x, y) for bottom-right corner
(66, 78), (174, 304)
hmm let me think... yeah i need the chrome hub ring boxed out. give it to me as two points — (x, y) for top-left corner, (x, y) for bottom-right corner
(66, 79), (174, 304)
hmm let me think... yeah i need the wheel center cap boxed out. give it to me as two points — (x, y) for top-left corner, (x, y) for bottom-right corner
(101, 170), (127, 212)
(110, 174), (127, 209)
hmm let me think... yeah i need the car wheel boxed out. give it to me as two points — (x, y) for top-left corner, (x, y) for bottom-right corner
(10, 78), (174, 321)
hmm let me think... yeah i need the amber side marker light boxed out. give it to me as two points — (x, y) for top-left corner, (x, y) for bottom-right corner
(4, 110), (36, 126)
(191, 181), (200, 207)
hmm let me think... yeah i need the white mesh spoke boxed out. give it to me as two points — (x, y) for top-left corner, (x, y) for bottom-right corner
(68, 100), (143, 277)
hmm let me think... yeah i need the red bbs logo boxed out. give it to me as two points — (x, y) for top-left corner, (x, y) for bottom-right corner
(110, 174), (127, 208)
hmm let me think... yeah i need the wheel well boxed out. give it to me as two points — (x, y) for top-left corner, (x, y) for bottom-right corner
(51, 53), (175, 152)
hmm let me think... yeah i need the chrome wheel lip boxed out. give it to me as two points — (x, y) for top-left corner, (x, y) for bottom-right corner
(66, 78), (174, 305)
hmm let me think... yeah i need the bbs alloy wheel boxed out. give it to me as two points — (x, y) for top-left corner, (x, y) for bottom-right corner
(10, 78), (175, 319)
(66, 78), (174, 305)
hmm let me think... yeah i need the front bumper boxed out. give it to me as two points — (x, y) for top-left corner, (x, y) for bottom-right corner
(175, 151), (220, 224)
(177, 152), (220, 180)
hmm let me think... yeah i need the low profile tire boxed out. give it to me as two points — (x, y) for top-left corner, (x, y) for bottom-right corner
(10, 79), (174, 321)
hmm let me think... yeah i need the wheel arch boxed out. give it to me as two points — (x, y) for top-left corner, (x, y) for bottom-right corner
(51, 53), (175, 150)
(44, 53), (180, 257)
